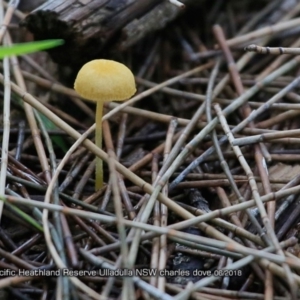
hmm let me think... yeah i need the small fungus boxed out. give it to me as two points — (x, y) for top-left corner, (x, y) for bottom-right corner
(74, 59), (136, 189)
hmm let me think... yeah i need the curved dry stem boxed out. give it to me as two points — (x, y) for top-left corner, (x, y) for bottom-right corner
(43, 124), (102, 300)
(0, 54), (11, 220)
(95, 103), (103, 190)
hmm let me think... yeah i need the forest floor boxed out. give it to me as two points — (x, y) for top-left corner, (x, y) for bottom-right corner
(1, 0), (300, 299)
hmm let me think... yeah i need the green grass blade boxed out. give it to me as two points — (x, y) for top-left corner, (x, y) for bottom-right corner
(0, 39), (64, 59)
(38, 113), (68, 153)
(5, 202), (44, 232)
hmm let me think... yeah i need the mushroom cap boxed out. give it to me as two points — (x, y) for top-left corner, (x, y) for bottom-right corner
(74, 59), (136, 102)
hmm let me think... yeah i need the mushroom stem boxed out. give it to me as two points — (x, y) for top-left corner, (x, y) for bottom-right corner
(95, 103), (103, 189)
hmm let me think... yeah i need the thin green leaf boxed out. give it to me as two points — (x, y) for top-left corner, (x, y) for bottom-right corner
(0, 39), (64, 59)
(5, 202), (43, 232)
(9, 96), (67, 152)
(38, 113), (68, 153)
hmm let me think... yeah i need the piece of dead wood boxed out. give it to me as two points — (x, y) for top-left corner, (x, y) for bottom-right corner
(21, 0), (198, 67)
(258, 163), (300, 193)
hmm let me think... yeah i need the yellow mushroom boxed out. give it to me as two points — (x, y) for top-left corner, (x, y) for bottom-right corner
(74, 59), (136, 190)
